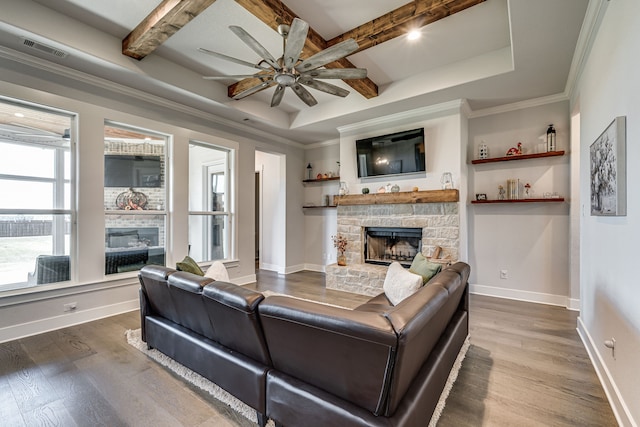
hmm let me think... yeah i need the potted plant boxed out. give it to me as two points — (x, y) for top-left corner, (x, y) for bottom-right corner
(332, 234), (348, 266)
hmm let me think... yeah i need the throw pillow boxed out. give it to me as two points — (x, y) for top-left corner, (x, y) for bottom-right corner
(383, 261), (423, 305)
(204, 261), (230, 282)
(176, 255), (204, 276)
(409, 252), (442, 285)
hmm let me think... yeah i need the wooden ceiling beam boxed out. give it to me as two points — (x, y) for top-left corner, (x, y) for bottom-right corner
(232, 0), (379, 99)
(327, 0), (486, 52)
(123, 0), (218, 60)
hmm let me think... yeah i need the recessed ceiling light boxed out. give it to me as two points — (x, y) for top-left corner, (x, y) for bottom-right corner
(14, 112), (25, 118)
(407, 30), (421, 41)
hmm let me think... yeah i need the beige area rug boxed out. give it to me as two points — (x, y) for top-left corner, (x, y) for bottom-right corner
(126, 307), (469, 427)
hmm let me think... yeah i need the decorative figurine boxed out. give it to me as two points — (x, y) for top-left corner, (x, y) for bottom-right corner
(498, 185), (506, 200)
(506, 142), (523, 156)
(546, 124), (556, 152)
(478, 141), (488, 159)
(524, 183), (532, 199)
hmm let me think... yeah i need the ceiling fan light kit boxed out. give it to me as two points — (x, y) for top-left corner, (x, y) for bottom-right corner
(200, 18), (367, 107)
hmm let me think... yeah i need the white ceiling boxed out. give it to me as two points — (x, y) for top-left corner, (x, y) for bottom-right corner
(0, 0), (589, 145)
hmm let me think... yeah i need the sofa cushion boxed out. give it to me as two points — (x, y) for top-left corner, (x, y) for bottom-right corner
(383, 261), (423, 305)
(176, 255), (204, 276)
(408, 253), (442, 284)
(204, 260), (230, 282)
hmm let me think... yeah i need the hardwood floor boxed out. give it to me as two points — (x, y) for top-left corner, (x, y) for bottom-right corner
(0, 270), (617, 426)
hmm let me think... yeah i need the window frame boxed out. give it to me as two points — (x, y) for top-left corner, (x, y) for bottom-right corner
(188, 140), (235, 263)
(0, 97), (75, 291)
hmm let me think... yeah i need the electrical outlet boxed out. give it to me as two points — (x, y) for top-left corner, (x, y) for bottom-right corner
(64, 302), (77, 312)
(500, 270), (508, 279)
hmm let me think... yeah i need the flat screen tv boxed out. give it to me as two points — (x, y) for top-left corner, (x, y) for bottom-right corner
(104, 155), (162, 187)
(356, 128), (425, 178)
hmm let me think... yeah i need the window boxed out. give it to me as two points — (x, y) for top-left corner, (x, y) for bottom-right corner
(188, 142), (233, 262)
(104, 123), (167, 275)
(0, 98), (74, 291)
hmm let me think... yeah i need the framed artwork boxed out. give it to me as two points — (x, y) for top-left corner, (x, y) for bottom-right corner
(590, 116), (626, 216)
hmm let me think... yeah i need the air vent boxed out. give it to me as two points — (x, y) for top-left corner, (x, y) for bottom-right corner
(21, 38), (68, 58)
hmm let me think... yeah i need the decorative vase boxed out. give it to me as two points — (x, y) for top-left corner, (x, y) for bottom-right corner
(337, 253), (347, 266)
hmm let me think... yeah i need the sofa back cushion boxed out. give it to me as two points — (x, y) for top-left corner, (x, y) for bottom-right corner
(259, 296), (397, 415)
(138, 266), (178, 319)
(167, 272), (215, 338)
(382, 262), (470, 415)
(202, 282), (271, 365)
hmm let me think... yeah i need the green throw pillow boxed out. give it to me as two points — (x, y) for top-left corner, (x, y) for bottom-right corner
(176, 255), (204, 276)
(409, 253), (442, 285)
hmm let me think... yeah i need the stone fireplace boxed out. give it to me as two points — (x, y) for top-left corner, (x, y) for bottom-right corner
(326, 190), (459, 296)
(364, 227), (422, 266)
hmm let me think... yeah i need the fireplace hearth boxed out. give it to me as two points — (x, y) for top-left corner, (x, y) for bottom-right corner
(364, 227), (421, 266)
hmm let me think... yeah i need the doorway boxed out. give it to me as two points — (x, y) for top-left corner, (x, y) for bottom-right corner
(255, 150), (286, 273)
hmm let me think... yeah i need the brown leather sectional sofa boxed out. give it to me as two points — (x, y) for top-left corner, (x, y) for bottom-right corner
(138, 262), (470, 427)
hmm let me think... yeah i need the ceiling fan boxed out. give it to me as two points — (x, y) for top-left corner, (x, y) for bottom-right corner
(199, 18), (367, 107)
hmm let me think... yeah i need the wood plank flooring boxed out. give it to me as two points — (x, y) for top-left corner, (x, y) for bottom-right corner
(0, 269), (617, 426)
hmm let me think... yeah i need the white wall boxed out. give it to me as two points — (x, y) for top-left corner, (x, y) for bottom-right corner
(574, 0), (640, 424)
(468, 101), (572, 307)
(338, 102), (467, 197)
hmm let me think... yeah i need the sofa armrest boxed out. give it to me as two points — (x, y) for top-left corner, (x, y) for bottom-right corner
(259, 296), (397, 415)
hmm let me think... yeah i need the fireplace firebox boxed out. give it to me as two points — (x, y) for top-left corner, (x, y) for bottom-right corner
(364, 227), (422, 266)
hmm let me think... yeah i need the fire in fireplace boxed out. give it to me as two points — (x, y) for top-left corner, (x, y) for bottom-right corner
(364, 227), (422, 266)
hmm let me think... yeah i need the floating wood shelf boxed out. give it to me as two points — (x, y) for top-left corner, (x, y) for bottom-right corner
(302, 176), (340, 183)
(302, 205), (337, 209)
(336, 189), (459, 206)
(471, 150), (565, 164)
(471, 198), (565, 204)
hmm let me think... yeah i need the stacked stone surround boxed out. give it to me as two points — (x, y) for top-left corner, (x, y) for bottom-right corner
(326, 202), (459, 296)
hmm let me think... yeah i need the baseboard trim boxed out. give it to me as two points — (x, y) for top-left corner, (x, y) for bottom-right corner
(303, 263), (326, 273)
(577, 317), (635, 427)
(470, 284), (578, 309)
(0, 299), (139, 344)
(283, 264), (305, 275)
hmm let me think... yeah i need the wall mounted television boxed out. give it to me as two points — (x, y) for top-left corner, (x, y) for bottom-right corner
(356, 128), (425, 178)
(104, 155), (162, 187)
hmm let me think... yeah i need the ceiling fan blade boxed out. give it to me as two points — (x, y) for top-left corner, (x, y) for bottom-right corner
(299, 78), (350, 97)
(198, 48), (271, 71)
(271, 85), (286, 107)
(301, 68), (367, 80)
(229, 26), (280, 70)
(203, 74), (266, 80)
(291, 83), (318, 107)
(297, 39), (359, 72)
(232, 79), (275, 100)
(283, 18), (309, 69)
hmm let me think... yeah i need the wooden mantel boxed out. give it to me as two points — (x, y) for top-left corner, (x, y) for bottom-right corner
(335, 189), (459, 206)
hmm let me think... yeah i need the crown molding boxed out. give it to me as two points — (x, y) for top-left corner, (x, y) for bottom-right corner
(564, 0), (610, 101)
(468, 93), (568, 119)
(0, 46), (306, 150)
(337, 99), (468, 137)
(303, 138), (340, 150)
